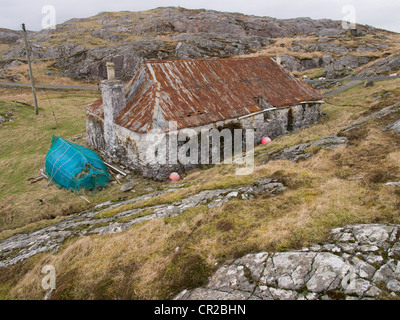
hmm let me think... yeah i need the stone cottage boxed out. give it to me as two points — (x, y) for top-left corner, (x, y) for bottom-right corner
(86, 56), (323, 180)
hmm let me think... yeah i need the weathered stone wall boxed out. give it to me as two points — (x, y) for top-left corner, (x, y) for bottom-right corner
(292, 103), (322, 131)
(240, 103), (322, 143)
(86, 103), (322, 180)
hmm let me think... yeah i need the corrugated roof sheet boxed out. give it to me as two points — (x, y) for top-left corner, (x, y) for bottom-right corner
(86, 56), (323, 133)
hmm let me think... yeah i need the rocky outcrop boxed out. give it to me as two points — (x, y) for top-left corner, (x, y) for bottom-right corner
(53, 44), (146, 80)
(383, 119), (400, 133)
(259, 135), (348, 163)
(0, 178), (285, 267)
(175, 224), (400, 300)
(0, 7), (388, 81)
(0, 28), (21, 44)
(324, 55), (371, 78)
(356, 54), (400, 77)
(341, 101), (400, 134)
(258, 102), (400, 165)
(280, 53), (374, 78)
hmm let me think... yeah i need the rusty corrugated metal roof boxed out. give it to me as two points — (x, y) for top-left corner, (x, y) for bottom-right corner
(86, 56), (323, 133)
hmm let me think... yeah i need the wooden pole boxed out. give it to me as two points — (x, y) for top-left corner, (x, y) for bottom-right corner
(21, 23), (38, 115)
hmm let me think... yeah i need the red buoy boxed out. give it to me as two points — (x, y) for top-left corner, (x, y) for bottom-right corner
(169, 172), (180, 181)
(261, 137), (272, 144)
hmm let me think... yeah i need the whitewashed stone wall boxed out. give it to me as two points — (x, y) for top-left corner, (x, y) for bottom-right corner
(86, 103), (322, 180)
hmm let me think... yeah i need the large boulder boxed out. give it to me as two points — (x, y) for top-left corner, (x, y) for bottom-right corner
(0, 28), (21, 44)
(176, 224), (400, 300)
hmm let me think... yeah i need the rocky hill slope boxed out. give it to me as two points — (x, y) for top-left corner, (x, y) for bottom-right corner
(1, 83), (400, 299)
(0, 7), (399, 83)
(176, 224), (400, 300)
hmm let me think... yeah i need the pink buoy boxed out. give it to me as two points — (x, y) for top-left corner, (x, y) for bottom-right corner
(261, 137), (271, 145)
(169, 172), (180, 181)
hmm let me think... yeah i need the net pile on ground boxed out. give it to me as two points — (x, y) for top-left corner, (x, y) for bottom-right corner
(45, 135), (110, 191)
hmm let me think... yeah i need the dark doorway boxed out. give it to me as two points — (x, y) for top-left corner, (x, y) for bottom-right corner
(287, 108), (294, 131)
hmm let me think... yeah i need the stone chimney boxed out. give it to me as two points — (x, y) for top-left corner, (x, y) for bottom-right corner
(101, 62), (126, 158)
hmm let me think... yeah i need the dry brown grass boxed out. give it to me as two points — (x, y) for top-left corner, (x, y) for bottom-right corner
(1, 76), (400, 300)
(6, 138), (400, 299)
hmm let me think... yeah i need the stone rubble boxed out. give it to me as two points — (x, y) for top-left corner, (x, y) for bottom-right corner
(259, 135), (348, 163)
(175, 224), (400, 300)
(0, 178), (285, 268)
(120, 180), (138, 192)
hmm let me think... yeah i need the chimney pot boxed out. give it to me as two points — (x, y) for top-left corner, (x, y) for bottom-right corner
(106, 62), (116, 80)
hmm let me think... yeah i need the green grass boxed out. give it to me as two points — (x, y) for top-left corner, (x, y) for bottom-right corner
(0, 87), (172, 233)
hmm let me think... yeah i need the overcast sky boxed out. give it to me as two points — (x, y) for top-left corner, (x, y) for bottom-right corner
(1, 0), (399, 33)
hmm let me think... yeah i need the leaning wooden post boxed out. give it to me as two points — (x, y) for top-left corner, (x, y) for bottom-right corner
(21, 23), (39, 115)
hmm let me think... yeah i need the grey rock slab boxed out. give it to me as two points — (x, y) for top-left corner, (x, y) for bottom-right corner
(0, 177), (285, 267)
(252, 286), (274, 300)
(391, 242), (400, 258)
(383, 119), (400, 133)
(323, 244), (342, 253)
(333, 231), (355, 242)
(263, 135), (348, 163)
(365, 285), (382, 297)
(268, 287), (298, 300)
(351, 224), (394, 244)
(348, 256), (376, 279)
(356, 54), (400, 77)
(234, 252), (268, 282)
(261, 252), (316, 290)
(338, 242), (358, 254)
(364, 254), (384, 265)
(206, 264), (255, 293)
(177, 288), (231, 300)
(387, 279), (400, 293)
(341, 102), (400, 133)
(306, 252), (350, 293)
(372, 259), (399, 284)
(344, 278), (371, 296)
(363, 80), (374, 87)
(120, 180), (137, 192)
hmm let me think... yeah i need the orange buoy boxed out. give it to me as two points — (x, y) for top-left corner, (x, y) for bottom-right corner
(169, 172), (180, 181)
(261, 137), (272, 144)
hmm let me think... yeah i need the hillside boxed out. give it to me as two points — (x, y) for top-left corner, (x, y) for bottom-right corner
(0, 75), (400, 299)
(1, 7), (400, 301)
(0, 7), (400, 85)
